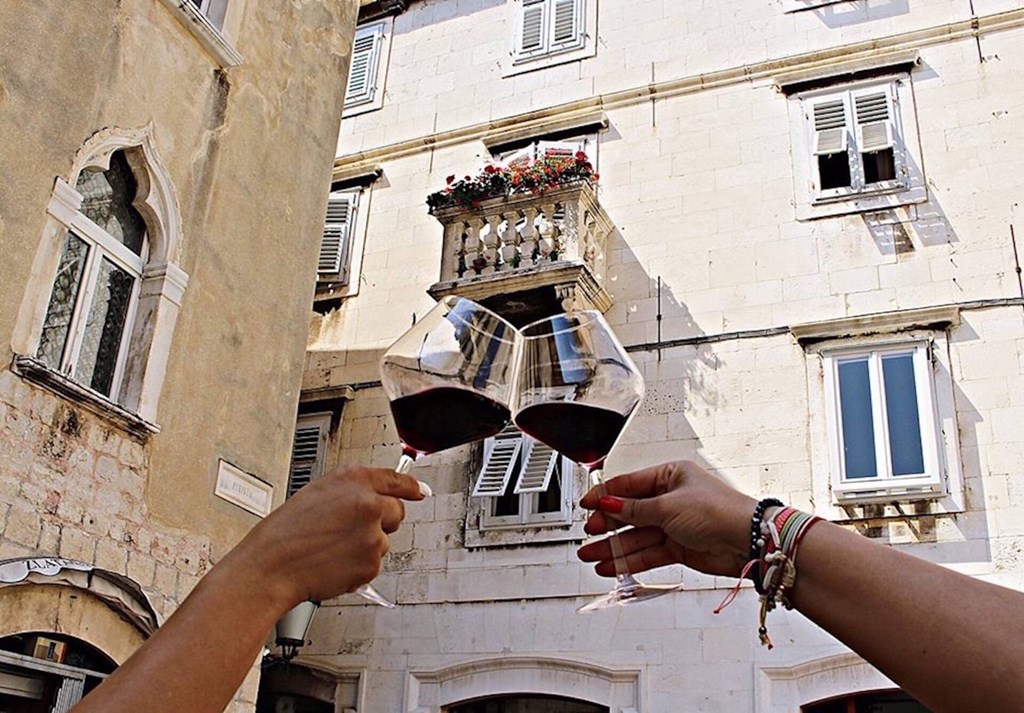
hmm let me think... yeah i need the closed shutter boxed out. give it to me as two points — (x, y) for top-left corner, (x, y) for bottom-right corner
(318, 192), (357, 282)
(346, 24), (383, 106)
(550, 0), (583, 50)
(513, 438), (559, 493)
(288, 413), (331, 497)
(472, 424), (523, 497)
(517, 0), (547, 57)
(812, 98), (848, 155)
(854, 90), (894, 152)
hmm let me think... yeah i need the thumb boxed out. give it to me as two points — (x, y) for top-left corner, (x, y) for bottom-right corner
(595, 495), (659, 528)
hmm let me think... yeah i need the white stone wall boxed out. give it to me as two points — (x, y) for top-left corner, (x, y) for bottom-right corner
(306, 1), (1024, 710)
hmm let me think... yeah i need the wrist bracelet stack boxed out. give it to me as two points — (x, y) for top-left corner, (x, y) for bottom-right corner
(715, 498), (822, 650)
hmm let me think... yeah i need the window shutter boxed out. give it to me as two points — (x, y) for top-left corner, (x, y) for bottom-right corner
(472, 425), (523, 497)
(513, 438), (558, 493)
(812, 99), (848, 155)
(517, 0), (547, 56)
(550, 0), (583, 49)
(346, 24), (382, 106)
(288, 414), (330, 497)
(318, 192), (356, 281)
(854, 91), (894, 152)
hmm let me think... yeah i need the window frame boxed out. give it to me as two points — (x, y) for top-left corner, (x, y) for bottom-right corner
(782, 0), (849, 12)
(788, 74), (927, 221)
(342, 18), (392, 118)
(287, 412), (332, 497)
(157, 0), (243, 67)
(314, 186), (369, 301)
(822, 342), (945, 501)
(473, 425), (577, 531)
(503, 0), (597, 77)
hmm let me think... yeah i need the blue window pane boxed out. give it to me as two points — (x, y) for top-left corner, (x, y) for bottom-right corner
(883, 354), (925, 476)
(838, 359), (877, 479)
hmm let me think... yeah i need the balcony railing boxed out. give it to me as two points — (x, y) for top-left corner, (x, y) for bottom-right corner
(427, 182), (614, 315)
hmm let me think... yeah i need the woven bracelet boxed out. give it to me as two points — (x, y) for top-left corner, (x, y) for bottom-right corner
(747, 497), (783, 594)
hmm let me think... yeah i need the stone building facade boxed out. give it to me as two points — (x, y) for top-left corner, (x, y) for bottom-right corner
(294, 1), (1024, 711)
(0, 1), (359, 710)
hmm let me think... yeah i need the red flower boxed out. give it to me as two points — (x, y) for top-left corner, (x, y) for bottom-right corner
(446, 175), (455, 184)
(575, 151), (587, 160)
(484, 164), (497, 174)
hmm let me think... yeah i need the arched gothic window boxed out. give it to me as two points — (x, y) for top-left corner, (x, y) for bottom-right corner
(36, 151), (148, 399)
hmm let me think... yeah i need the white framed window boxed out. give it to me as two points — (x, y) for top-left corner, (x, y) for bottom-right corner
(317, 190), (358, 286)
(157, 0), (243, 67)
(13, 127), (189, 431)
(343, 19), (391, 117)
(288, 413), (331, 497)
(492, 136), (592, 167)
(789, 75), (926, 220)
(783, 0), (848, 12)
(472, 424), (575, 529)
(35, 152), (147, 402)
(822, 342), (946, 502)
(504, 0), (596, 76)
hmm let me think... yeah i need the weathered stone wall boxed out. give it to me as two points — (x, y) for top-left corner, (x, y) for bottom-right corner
(0, 0), (360, 708)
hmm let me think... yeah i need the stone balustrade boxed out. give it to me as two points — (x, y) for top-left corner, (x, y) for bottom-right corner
(427, 182), (614, 315)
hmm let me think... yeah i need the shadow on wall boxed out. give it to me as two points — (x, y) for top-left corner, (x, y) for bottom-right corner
(802, 0), (910, 29)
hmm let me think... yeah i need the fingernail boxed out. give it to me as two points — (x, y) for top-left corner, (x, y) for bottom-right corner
(597, 496), (624, 514)
(417, 480), (433, 498)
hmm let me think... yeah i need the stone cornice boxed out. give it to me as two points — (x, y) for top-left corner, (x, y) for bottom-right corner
(334, 8), (1024, 175)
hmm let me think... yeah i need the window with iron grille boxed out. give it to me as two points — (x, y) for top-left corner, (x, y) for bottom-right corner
(36, 152), (147, 403)
(288, 413), (331, 497)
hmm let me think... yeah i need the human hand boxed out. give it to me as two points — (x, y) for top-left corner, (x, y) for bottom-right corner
(225, 465), (426, 612)
(577, 460), (756, 579)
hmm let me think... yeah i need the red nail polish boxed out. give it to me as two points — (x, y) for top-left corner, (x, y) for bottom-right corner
(598, 496), (624, 514)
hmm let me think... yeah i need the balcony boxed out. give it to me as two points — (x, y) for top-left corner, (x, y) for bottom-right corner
(426, 181), (614, 326)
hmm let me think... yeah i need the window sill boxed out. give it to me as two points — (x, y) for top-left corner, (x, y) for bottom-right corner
(465, 520), (585, 549)
(12, 356), (159, 438)
(797, 182), (927, 221)
(157, 0), (243, 68)
(784, 0), (848, 12)
(502, 42), (596, 78)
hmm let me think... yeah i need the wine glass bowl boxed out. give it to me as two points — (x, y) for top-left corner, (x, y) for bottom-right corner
(514, 309), (682, 612)
(381, 296), (519, 463)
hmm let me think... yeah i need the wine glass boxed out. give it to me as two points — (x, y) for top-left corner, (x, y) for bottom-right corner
(515, 310), (683, 612)
(363, 296), (519, 606)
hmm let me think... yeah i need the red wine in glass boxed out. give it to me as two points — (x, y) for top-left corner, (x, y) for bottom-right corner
(514, 401), (628, 470)
(390, 387), (511, 457)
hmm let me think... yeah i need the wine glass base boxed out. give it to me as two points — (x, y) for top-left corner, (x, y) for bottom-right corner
(357, 583), (396, 608)
(576, 582), (683, 613)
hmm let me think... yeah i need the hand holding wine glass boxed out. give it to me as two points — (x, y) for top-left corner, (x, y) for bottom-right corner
(515, 309), (684, 611)
(367, 296), (519, 606)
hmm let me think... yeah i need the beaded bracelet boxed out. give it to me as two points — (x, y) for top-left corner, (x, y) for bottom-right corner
(747, 498), (783, 594)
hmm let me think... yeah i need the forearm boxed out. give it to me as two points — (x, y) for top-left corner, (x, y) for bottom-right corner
(72, 552), (289, 713)
(790, 521), (1024, 712)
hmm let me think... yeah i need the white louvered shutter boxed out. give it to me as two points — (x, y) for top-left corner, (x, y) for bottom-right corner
(854, 90), (895, 153)
(318, 192), (356, 282)
(812, 98), (848, 156)
(288, 414), (330, 497)
(550, 0), (583, 50)
(346, 24), (383, 106)
(513, 437), (559, 493)
(472, 425), (523, 497)
(517, 0), (547, 57)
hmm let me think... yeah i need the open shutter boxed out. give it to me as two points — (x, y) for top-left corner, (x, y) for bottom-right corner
(288, 413), (330, 497)
(516, 0), (548, 57)
(854, 90), (894, 152)
(472, 425), (522, 497)
(550, 0), (583, 50)
(513, 438), (558, 493)
(318, 192), (356, 282)
(346, 24), (382, 106)
(812, 98), (848, 155)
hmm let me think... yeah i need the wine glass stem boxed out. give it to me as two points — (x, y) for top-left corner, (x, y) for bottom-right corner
(396, 451), (416, 474)
(589, 467), (640, 586)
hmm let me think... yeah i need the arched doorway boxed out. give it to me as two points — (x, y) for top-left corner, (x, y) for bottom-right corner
(0, 633), (116, 712)
(449, 695), (609, 713)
